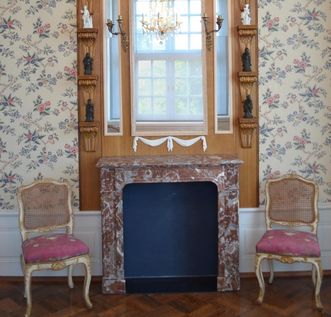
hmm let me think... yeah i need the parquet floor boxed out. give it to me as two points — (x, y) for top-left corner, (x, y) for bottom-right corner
(1, 276), (331, 317)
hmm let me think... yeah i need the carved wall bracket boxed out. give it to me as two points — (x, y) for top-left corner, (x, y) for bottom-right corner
(77, 28), (98, 55)
(79, 121), (99, 152)
(238, 72), (257, 100)
(78, 75), (98, 102)
(237, 25), (257, 52)
(238, 117), (258, 148)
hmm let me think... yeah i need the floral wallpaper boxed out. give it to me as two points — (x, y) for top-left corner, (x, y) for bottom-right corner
(0, 0), (79, 210)
(1, 0), (330, 211)
(258, 0), (331, 204)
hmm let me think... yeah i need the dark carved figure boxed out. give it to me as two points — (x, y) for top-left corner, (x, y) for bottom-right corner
(83, 52), (93, 75)
(243, 95), (253, 118)
(85, 98), (94, 122)
(242, 47), (252, 72)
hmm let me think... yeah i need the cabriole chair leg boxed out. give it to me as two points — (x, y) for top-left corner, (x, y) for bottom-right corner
(83, 257), (93, 309)
(313, 261), (323, 311)
(255, 255), (265, 304)
(24, 269), (32, 317)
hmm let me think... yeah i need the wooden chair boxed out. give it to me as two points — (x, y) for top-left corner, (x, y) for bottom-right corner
(255, 174), (323, 310)
(17, 179), (92, 317)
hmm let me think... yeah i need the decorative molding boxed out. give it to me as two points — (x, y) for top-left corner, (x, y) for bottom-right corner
(238, 72), (258, 100)
(237, 25), (257, 52)
(79, 121), (100, 152)
(78, 75), (98, 101)
(132, 136), (207, 152)
(77, 28), (98, 54)
(238, 117), (258, 148)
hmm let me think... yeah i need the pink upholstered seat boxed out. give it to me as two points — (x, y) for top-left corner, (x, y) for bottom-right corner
(256, 229), (320, 257)
(22, 233), (89, 264)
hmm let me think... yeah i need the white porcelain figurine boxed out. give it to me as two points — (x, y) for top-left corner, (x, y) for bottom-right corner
(241, 4), (251, 25)
(82, 5), (93, 28)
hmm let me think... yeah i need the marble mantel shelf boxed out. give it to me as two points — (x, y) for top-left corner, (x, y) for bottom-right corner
(97, 154), (242, 169)
(97, 154), (243, 294)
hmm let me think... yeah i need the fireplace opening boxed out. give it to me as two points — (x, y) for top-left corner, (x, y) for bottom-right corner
(123, 181), (218, 293)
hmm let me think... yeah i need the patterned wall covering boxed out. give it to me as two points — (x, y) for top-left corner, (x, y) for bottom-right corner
(0, 0), (79, 210)
(1, 0), (330, 211)
(258, 0), (331, 204)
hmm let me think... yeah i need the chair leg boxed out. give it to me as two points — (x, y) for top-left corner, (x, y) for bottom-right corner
(255, 254), (265, 304)
(20, 255), (27, 298)
(268, 259), (274, 284)
(24, 267), (33, 317)
(312, 261), (323, 311)
(68, 265), (74, 289)
(312, 264), (316, 286)
(82, 256), (92, 309)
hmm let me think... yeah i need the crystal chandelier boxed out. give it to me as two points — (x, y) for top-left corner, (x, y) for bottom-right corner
(141, 0), (181, 43)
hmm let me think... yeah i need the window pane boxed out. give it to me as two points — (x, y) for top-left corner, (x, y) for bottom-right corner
(153, 97), (167, 115)
(215, 0), (231, 132)
(153, 60), (166, 74)
(153, 79), (167, 96)
(190, 97), (203, 115)
(139, 79), (152, 95)
(175, 34), (189, 50)
(189, 60), (201, 76)
(105, 0), (122, 134)
(138, 60), (151, 77)
(131, 0), (206, 135)
(175, 97), (188, 114)
(190, 16), (202, 33)
(189, 78), (202, 95)
(138, 97), (152, 114)
(175, 78), (188, 95)
(175, 61), (187, 77)
(190, 0), (201, 14)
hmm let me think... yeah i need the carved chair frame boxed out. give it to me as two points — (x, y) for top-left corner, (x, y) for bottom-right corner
(255, 174), (323, 310)
(17, 179), (92, 317)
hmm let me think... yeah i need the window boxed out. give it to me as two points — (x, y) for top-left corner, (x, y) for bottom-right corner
(104, 0), (232, 136)
(215, 0), (232, 133)
(104, 0), (122, 134)
(131, 0), (206, 136)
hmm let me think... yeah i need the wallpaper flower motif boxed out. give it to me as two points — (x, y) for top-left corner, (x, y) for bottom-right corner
(259, 0), (331, 204)
(0, 0), (79, 210)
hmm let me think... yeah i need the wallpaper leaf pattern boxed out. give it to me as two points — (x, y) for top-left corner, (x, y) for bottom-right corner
(259, 0), (331, 204)
(0, 0), (78, 210)
(0, 0), (330, 210)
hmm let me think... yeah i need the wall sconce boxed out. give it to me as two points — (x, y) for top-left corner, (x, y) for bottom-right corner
(202, 14), (224, 51)
(106, 16), (129, 52)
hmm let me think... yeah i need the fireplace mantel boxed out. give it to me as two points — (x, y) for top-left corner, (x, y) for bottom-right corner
(97, 154), (243, 294)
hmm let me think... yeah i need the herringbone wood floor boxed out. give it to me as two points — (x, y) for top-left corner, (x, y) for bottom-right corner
(1, 276), (331, 317)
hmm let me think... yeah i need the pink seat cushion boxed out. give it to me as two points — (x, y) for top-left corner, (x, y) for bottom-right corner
(22, 233), (89, 264)
(256, 229), (320, 257)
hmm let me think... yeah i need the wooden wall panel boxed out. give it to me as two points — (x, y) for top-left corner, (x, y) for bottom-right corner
(78, 0), (259, 210)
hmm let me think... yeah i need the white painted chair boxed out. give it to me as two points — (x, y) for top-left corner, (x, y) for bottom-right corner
(255, 174), (323, 310)
(17, 179), (92, 317)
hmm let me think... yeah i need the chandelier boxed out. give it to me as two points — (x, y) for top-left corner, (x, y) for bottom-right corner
(141, 0), (181, 43)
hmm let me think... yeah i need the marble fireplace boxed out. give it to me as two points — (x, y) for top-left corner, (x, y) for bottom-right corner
(97, 155), (242, 294)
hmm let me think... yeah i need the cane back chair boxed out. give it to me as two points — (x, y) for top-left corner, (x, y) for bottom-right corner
(17, 179), (92, 317)
(255, 174), (323, 310)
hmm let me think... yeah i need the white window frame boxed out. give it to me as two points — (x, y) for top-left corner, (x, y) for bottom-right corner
(214, 0), (233, 134)
(104, 0), (123, 135)
(130, 0), (208, 136)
